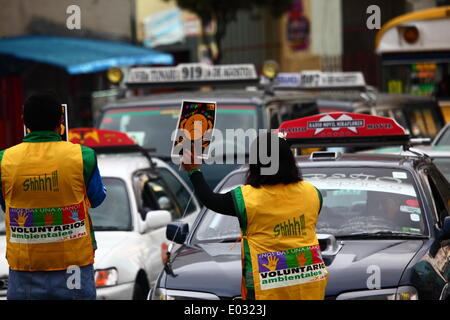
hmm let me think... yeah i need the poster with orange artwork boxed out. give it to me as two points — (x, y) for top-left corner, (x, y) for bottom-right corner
(171, 100), (216, 160)
(24, 104), (69, 141)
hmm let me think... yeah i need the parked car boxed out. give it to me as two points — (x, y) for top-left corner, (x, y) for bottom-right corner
(316, 92), (446, 140)
(151, 113), (450, 300)
(92, 151), (201, 300)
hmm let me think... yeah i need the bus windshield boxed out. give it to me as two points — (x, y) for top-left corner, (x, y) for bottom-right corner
(99, 105), (258, 157)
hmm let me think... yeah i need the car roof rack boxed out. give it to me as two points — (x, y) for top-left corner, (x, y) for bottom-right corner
(125, 63), (259, 89)
(68, 128), (156, 170)
(262, 71), (368, 92)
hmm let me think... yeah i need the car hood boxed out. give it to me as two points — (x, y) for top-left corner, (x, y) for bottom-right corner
(165, 242), (242, 298)
(323, 239), (424, 297)
(0, 232), (132, 273)
(93, 231), (132, 266)
(164, 239), (424, 299)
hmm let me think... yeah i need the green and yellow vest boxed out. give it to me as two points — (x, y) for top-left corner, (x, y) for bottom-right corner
(0, 132), (95, 271)
(231, 181), (328, 300)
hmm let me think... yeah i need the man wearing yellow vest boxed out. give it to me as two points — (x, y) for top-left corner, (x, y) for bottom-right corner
(0, 92), (106, 300)
(181, 132), (327, 300)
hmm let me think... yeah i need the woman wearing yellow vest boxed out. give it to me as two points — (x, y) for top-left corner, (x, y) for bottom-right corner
(181, 132), (327, 300)
(0, 93), (106, 299)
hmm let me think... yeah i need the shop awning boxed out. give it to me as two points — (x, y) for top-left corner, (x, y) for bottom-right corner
(0, 35), (174, 74)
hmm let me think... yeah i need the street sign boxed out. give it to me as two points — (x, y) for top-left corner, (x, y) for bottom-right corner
(278, 112), (409, 147)
(273, 71), (366, 89)
(126, 63), (258, 85)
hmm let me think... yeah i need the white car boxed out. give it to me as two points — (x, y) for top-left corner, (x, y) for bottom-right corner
(0, 152), (201, 300)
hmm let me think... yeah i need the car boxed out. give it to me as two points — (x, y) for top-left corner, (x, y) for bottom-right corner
(150, 113), (450, 300)
(76, 129), (202, 300)
(0, 129), (202, 300)
(272, 72), (446, 141)
(96, 63), (320, 188)
(433, 122), (450, 146)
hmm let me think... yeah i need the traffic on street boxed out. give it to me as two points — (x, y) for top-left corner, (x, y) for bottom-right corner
(0, 0), (449, 305)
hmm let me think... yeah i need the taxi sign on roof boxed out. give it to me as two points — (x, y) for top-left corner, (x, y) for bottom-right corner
(126, 63), (258, 86)
(273, 71), (366, 89)
(278, 113), (409, 147)
(69, 128), (137, 148)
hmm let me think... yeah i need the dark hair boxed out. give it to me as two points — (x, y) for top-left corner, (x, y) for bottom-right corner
(246, 131), (302, 188)
(23, 92), (62, 131)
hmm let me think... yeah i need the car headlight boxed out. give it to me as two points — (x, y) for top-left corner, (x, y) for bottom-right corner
(94, 268), (118, 287)
(337, 286), (418, 300)
(151, 287), (219, 300)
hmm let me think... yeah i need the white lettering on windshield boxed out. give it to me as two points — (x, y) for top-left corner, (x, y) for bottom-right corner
(303, 173), (403, 184)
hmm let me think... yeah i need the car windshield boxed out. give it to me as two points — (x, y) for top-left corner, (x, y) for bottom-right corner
(193, 167), (427, 242)
(435, 126), (450, 146)
(89, 178), (132, 231)
(99, 104), (258, 157)
(434, 158), (450, 182)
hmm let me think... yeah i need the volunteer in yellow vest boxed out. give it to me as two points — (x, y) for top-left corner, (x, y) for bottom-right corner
(0, 92), (106, 300)
(181, 132), (327, 300)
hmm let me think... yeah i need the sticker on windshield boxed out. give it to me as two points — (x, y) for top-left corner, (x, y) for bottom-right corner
(392, 171), (408, 179)
(400, 205), (421, 215)
(406, 200), (419, 207)
(331, 190), (362, 196)
(126, 131), (146, 146)
(410, 214), (421, 222)
(402, 227), (421, 234)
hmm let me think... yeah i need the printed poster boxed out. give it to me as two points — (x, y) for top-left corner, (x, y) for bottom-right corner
(171, 100), (216, 160)
(24, 104), (69, 141)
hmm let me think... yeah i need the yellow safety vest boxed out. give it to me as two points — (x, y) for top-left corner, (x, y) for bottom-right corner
(232, 181), (328, 300)
(1, 140), (95, 271)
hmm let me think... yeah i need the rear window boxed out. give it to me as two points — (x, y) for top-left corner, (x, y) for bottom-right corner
(193, 166), (427, 242)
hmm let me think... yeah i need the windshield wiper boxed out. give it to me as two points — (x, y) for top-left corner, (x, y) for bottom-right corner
(219, 237), (240, 243)
(197, 237), (239, 243)
(94, 226), (123, 231)
(336, 231), (428, 239)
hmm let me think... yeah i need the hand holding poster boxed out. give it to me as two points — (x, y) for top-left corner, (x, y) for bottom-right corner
(171, 100), (216, 163)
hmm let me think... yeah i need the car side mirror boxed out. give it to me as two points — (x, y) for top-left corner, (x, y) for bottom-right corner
(166, 222), (189, 244)
(142, 210), (172, 233)
(439, 216), (450, 240)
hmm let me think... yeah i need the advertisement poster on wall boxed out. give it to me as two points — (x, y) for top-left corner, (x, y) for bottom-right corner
(287, 0), (310, 51)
